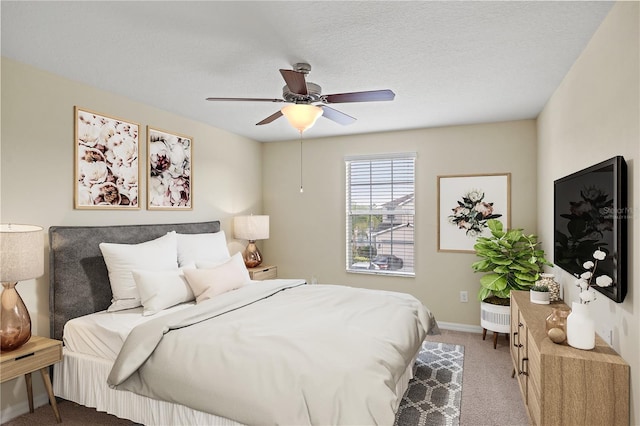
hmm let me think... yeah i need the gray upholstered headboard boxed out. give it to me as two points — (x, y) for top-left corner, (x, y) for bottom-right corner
(49, 221), (221, 341)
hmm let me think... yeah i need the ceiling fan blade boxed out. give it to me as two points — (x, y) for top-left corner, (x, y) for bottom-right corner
(321, 106), (356, 125)
(256, 110), (283, 126)
(323, 89), (395, 103)
(206, 97), (285, 102)
(279, 69), (308, 96)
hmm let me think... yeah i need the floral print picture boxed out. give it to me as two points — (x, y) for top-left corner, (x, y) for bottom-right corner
(75, 107), (140, 209)
(448, 189), (502, 236)
(438, 173), (510, 253)
(147, 127), (192, 210)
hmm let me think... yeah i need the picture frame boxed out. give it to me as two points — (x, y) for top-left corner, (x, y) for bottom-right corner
(74, 107), (140, 209)
(147, 127), (192, 210)
(437, 173), (511, 253)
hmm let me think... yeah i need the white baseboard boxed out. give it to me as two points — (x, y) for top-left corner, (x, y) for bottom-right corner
(437, 321), (484, 334)
(0, 392), (50, 423)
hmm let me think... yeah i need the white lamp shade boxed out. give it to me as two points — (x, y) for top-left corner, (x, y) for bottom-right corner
(0, 224), (44, 283)
(281, 104), (323, 133)
(234, 216), (269, 241)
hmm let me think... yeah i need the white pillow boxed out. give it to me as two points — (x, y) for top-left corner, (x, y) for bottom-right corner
(183, 252), (250, 303)
(132, 269), (195, 316)
(100, 231), (179, 312)
(176, 231), (230, 267)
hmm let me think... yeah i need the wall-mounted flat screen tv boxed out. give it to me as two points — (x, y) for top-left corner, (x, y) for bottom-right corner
(554, 156), (627, 303)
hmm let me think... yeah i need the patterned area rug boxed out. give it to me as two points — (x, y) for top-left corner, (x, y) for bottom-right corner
(395, 341), (465, 426)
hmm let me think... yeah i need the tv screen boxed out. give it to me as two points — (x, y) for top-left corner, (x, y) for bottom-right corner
(554, 156), (627, 303)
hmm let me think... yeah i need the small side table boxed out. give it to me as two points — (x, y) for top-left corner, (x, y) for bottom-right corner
(248, 264), (277, 281)
(0, 336), (63, 423)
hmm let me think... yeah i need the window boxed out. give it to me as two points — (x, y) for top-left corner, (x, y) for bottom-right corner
(346, 153), (415, 276)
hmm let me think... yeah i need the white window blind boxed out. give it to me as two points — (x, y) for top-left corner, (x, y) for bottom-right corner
(345, 153), (415, 276)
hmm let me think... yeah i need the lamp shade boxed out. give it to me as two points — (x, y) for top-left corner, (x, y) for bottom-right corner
(0, 224), (44, 283)
(281, 104), (323, 133)
(234, 216), (269, 241)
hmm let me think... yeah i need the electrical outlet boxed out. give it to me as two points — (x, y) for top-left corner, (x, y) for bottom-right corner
(459, 291), (468, 303)
(598, 326), (613, 346)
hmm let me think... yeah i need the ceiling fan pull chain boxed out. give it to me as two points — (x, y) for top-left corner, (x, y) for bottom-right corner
(299, 132), (304, 194)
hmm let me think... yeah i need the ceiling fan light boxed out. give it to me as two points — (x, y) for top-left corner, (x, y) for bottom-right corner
(281, 104), (323, 133)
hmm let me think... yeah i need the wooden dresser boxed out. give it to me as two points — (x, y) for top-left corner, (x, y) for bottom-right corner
(510, 290), (629, 426)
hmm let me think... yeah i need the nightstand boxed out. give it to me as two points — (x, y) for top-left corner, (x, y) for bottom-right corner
(248, 264), (277, 280)
(0, 336), (63, 423)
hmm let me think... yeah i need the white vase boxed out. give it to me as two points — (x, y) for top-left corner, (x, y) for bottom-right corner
(566, 302), (595, 350)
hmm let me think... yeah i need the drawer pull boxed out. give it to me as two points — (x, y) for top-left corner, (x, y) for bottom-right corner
(519, 357), (529, 376)
(15, 352), (35, 361)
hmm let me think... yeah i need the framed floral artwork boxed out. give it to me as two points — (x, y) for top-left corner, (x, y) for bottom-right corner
(147, 127), (192, 210)
(437, 173), (511, 253)
(74, 107), (140, 209)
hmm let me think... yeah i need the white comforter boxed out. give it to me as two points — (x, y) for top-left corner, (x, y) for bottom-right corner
(107, 280), (434, 425)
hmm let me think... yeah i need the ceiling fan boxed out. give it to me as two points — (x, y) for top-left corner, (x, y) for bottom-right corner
(206, 63), (395, 129)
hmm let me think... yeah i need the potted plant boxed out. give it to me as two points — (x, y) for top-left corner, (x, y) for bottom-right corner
(472, 220), (552, 334)
(530, 284), (550, 304)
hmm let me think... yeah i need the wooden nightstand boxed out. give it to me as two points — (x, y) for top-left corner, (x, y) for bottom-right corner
(0, 336), (63, 423)
(248, 264), (277, 280)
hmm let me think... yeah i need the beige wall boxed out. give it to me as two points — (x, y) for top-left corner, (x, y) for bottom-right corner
(0, 58), (263, 418)
(537, 2), (639, 423)
(262, 120), (538, 327)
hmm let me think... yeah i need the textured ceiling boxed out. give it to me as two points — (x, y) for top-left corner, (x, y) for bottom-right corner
(1, 1), (614, 142)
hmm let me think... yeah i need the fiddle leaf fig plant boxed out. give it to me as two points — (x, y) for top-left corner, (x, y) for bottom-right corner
(472, 219), (552, 301)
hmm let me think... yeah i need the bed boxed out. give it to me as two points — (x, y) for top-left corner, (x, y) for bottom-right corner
(49, 221), (437, 425)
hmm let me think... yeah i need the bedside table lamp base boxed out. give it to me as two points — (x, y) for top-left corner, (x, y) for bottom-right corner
(1, 223), (44, 352)
(1, 282), (32, 352)
(243, 241), (263, 268)
(234, 215), (269, 269)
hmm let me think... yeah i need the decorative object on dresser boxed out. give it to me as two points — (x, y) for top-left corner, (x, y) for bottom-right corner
(545, 307), (570, 344)
(74, 107), (140, 209)
(510, 290), (629, 426)
(472, 219), (551, 348)
(566, 248), (610, 350)
(535, 273), (560, 302)
(529, 285), (550, 304)
(234, 215), (269, 268)
(566, 302), (595, 350)
(248, 265), (277, 281)
(0, 336), (63, 423)
(0, 224), (44, 351)
(147, 127), (192, 210)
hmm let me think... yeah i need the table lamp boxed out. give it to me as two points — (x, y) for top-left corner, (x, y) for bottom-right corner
(1, 224), (44, 351)
(233, 215), (269, 268)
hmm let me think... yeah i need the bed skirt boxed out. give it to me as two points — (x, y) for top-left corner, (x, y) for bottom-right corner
(53, 348), (416, 425)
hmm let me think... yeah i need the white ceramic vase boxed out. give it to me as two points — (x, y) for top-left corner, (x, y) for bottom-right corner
(566, 302), (595, 350)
